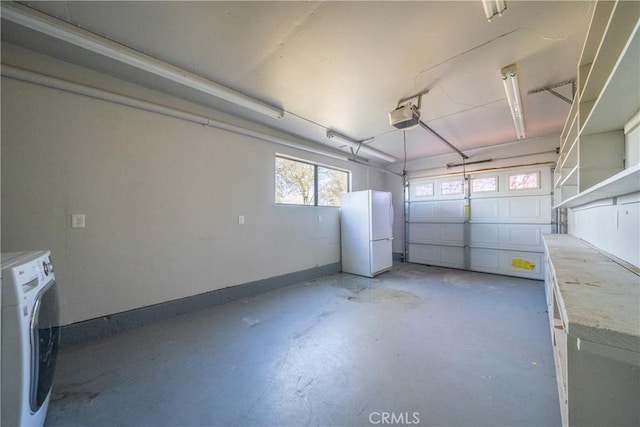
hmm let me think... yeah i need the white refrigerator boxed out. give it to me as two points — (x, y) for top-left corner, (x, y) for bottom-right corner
(340, 190), (394, 277)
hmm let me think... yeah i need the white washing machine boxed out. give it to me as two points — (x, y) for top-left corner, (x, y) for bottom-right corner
(2, 251), (60, 427)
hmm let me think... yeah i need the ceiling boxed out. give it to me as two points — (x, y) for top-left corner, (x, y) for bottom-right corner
(1, 1), (593, 164)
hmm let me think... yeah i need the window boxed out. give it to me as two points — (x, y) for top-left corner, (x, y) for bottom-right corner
(509, 172), (539, 190)
(471, 176), (498, 193)
(441, 180), (464, 195)
(275, 155), (349, 206)
(414, 182), (434, 197)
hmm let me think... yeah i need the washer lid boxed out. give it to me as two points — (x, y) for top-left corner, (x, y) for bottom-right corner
(1, 251), (30, 269)
(1, 251), (50, 270)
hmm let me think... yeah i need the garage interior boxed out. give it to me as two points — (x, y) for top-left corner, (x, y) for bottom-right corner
(46, 265), (558, 426)
(1, 1), (638, 426)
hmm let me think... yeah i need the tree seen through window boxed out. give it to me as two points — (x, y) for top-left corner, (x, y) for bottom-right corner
(275, 156), (349, 206)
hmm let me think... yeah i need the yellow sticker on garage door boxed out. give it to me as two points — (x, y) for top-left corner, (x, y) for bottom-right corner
(512, 259), (536, 270)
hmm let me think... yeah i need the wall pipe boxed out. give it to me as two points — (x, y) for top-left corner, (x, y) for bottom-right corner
(0, 65), (357, 163)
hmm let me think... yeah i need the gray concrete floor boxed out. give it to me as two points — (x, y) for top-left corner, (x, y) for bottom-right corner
(46, 263), (560, 426)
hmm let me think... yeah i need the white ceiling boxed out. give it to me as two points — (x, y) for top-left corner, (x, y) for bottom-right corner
(1, 1), (593, 164)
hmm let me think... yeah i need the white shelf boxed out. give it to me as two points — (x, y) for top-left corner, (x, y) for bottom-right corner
(559, 138), (578, 171)
(560, 102), (578, 148)
(559, 165), (578, 187)
(555, 164), (640, 208)
(577, 1), (615, 75)
(555, 1), (639, 207)
(580, 2), (639, 105)
(582, 21), (640, 135)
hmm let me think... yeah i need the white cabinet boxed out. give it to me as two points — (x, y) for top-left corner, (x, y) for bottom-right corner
(555, 0), (640, 207)
(543, 235), (639, 426)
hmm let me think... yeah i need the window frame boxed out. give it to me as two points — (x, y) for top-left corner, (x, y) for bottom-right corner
(471, 176), (498, 193)
(440, 179), (464, 196)
(412, 181), (435, 198)
(275, 154), (351, 207)
(508, 171), (540, 191)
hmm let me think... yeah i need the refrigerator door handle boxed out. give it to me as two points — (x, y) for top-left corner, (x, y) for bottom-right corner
(389, 202), (394, 230)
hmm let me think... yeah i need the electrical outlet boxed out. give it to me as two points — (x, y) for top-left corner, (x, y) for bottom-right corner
(71, 214), (85, 228)
(238, 215), (245, 225)
(317, 215), (322, 223)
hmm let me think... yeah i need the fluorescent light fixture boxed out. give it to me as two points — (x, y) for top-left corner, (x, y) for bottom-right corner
(327, 130), (397, 163)
(501, 64), (525, 140)
(2, 65), (349, 163)
(482, 0), (507, 21)
(1, 2), (284, 119)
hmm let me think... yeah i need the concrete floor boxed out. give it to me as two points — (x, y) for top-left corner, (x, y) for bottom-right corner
(46, 263), (560, 426)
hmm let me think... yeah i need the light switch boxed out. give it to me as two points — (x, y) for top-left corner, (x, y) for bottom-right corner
(238, 215), (245, 225)
(317, 215), (322, 223)
(71, 214), (85, 228)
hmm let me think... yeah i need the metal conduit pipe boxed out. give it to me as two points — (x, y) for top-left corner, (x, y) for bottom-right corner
(0, 64), (353, 162)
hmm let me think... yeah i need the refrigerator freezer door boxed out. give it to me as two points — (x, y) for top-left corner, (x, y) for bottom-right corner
(371, 191), (393, 241)
(371, 238), (393, 275)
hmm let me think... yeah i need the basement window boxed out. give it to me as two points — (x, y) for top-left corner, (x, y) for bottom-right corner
(275, 155), (349, 207)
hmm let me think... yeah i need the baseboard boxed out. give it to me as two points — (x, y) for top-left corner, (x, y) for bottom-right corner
(59, 262), (341, 348)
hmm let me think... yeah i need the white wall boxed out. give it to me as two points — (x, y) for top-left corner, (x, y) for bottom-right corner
(568, 193), (640, 267)
(1, 74), (386, 325)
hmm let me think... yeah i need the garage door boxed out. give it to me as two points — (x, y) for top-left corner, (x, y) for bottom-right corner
(407, 166), (553, 280)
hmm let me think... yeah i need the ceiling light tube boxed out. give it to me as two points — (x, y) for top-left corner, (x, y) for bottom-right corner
(1, 65), (348, 164)
(1, 2), (284, 119)
(501, 64), (525, 139)
(327, 130), (397, 163)
(482, 0), (507, 21)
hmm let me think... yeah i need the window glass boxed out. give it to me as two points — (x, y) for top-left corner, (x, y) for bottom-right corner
(275, 156), (349, 206)
(509, 172), (539, 190)
(318, 166), (349, 207)
(441, 180), (464, 195)
(414, 182), (434, 197)
(471, 176), (498, 193)
(275, 157), (315, 205)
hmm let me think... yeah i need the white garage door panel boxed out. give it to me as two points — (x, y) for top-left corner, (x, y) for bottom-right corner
(471, 196), (552, 223)
(472, 199), (500, 219)
(410, 200), (465, 222)
(407, 166), (552, 280)
(507, 224), (550, 248)
(471, 249), (500, 269)
(470, 224), (552, 251)
(506, 197), (541, 219)
(410, 202), (435, 221)
(409, 223), (464, 245)
(470, 248), (544, 280)
(409, 244), (465, 269)
(470, 224), (500, 245)
(438, 201), (466, 219)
